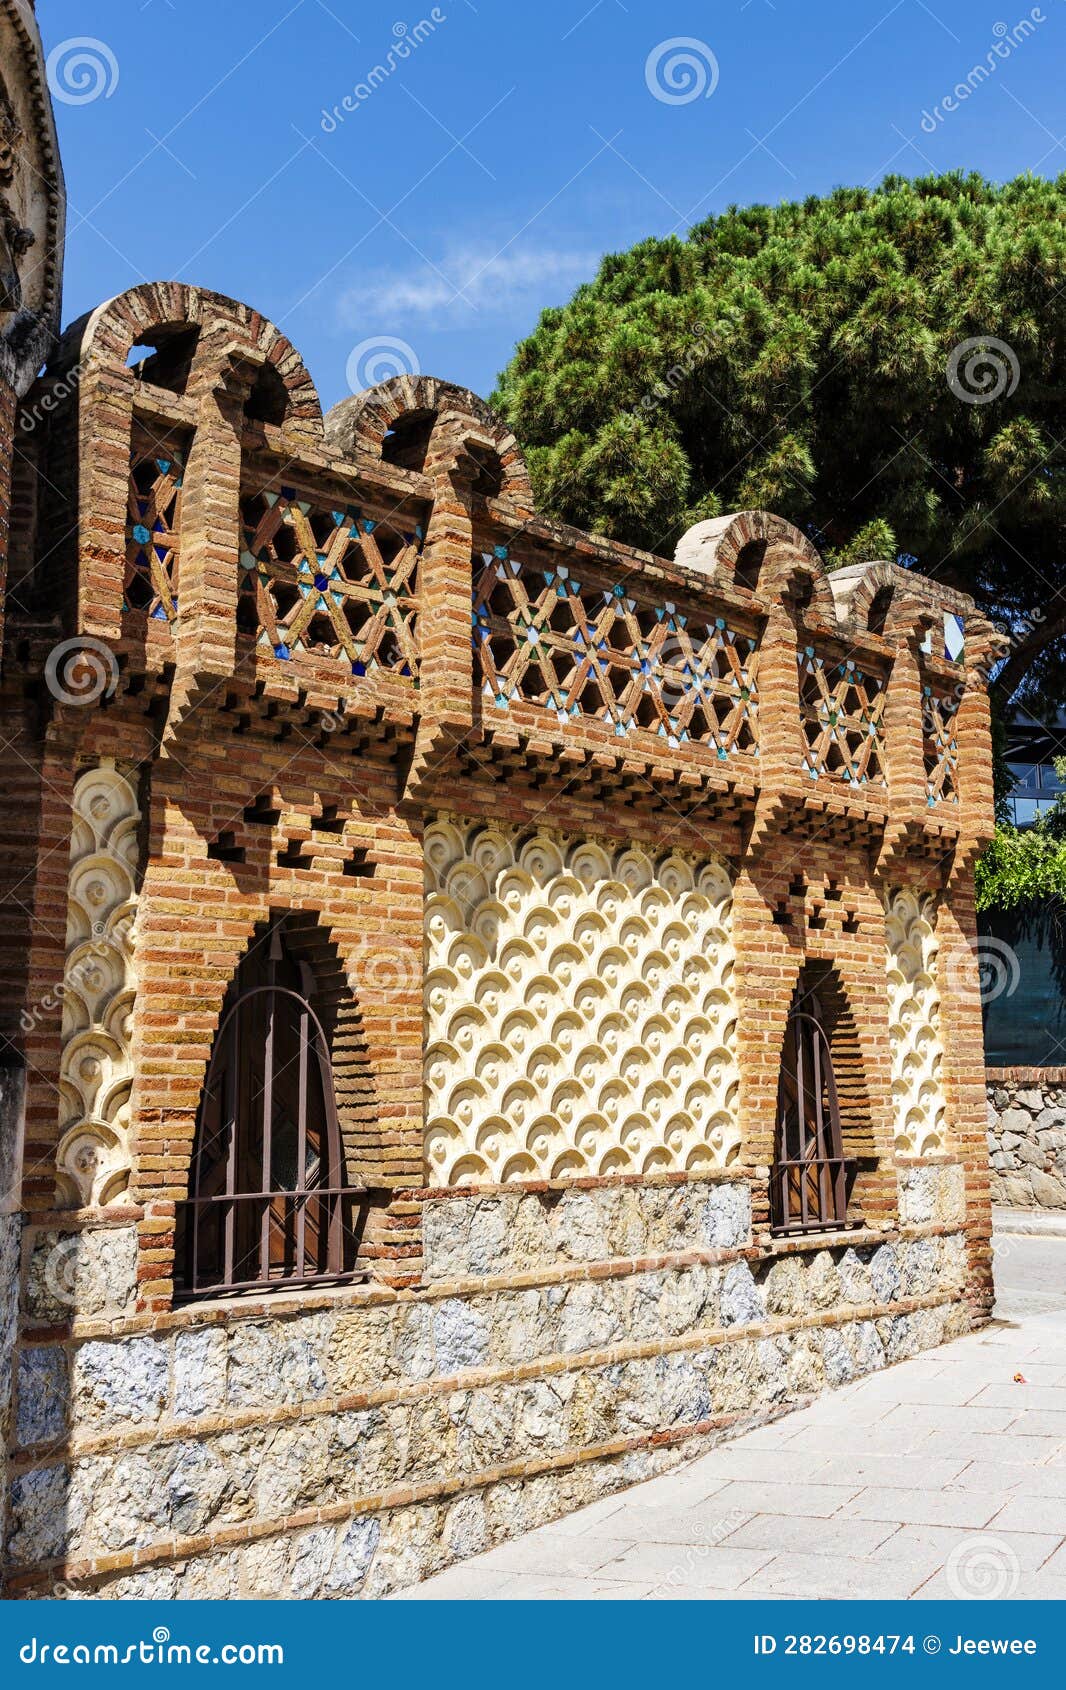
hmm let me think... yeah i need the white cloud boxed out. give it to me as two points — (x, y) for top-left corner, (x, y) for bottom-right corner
(338, 243), (599, 323)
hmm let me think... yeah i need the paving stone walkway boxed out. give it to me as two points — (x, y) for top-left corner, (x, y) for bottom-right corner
(401, 1234), (1066, 1600)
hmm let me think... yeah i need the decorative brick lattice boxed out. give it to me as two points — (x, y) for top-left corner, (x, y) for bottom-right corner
(125, 447), (183, 622)
(239, 489), (421, 677)
(798, 649), (886, 787)
(472, 546), (759, 754)
(923, 686), (960, 806)
(424, 817), (740, 1184)
(56, 764), (141, 1207)
(884, 887), (946, 1155)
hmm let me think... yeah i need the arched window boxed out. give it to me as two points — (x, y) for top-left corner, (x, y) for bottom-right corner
(176, 918), (364, 1297)
(771, 979), (850, 1235)
(867, 585), (893, 636)
(734, 539), (768, 593)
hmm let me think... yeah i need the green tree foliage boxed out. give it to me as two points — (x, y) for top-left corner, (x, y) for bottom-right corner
(494, 173), (1066, 714)
(977, 758), (1066, 918)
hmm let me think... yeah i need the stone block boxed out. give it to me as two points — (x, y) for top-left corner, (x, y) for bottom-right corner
(1030, 1169), (1066, 1208)
(16, 1344), (70, 1447)
(998, 1108), (1035, 1136)
(24, 1227), (138, 1324)
(870, 1244), (901, 1304)
(433, 1297), (491, 1372)
(720, 1262), (765, 1326)
(174, 1328), (227, 1419)
(700, 1183), (751, 1249)
(72, 1337), (168, 1425)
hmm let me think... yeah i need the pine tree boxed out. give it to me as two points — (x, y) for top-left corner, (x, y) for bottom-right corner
(493, 172), (1066, 712)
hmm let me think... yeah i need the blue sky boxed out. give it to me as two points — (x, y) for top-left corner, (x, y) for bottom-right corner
(44, 0), (1066, 412)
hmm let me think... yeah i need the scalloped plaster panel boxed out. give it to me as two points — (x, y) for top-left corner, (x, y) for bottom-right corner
(424, 817), (740, 1185)
(56, 763), (140, 1206)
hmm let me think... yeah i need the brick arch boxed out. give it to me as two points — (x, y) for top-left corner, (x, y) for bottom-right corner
(324, 374), (535, 513)
(173, 908), (376, 1296)
(141, 902), (385, 1207)
(52, 281), (323, 438)
(771, 956), (889, 1233)
(673, 509), (837, 621)
(834, 562), (933, 647)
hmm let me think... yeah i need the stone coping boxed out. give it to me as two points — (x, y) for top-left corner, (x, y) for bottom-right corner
(21, 1218), (962, 1345)
(987, 1067), (1066, 1083)
(992, 1206), (1066, 1237)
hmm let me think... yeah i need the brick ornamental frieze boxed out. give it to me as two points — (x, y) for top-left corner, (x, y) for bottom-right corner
(0, 278), (1002, 1599)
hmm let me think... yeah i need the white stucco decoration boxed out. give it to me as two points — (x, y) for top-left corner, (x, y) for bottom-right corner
(884, 887), (947, 1155)
(56, 762), (140, 1206)
(423, 817), (740, 1185)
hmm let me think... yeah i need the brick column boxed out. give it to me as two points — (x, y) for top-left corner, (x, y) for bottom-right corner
(954, 655), (998, 865)
(165, 342), (263, 741)
(937, 879), (995, 1317)
(75, 364), (135, 644)
(401, 410), (485, 800)
(875, 615), (934, 880)
(748, 594), (805, 855)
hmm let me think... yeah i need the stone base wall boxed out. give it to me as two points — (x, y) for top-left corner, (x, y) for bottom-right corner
(987, 1069), (1066, 1209)
(1, 1063), (27, 1590)
(0, 1212), (17, 1588)
(6, 1164), (975, 1600)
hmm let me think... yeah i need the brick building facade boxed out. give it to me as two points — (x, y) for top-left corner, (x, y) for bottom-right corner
(0, 14), (1003, 1603)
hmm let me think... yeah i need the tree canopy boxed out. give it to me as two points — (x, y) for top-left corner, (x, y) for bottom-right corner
(493, 172), (1066, 712)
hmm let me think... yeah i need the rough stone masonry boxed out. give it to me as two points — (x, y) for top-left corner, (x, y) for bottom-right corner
(987, 1069), (1066, 1210)
(0, 4), (1003, 1602)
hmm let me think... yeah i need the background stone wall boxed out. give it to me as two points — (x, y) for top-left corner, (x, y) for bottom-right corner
(987, 1069), (1066, 1209)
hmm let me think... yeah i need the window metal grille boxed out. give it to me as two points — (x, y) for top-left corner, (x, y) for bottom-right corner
(771, 1005), (851, 1236)
(176, 924), (364, 1297)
